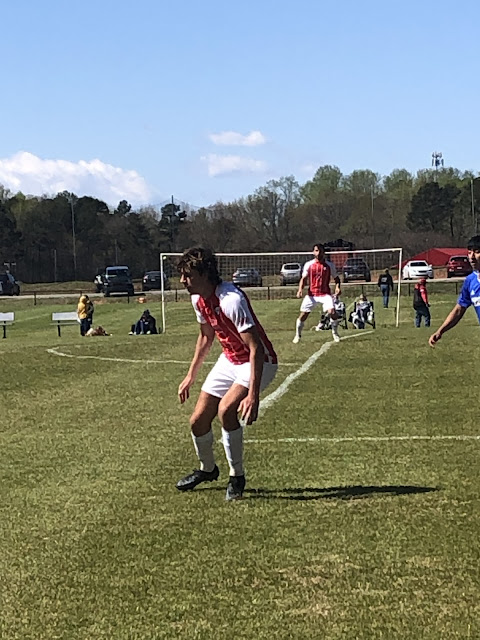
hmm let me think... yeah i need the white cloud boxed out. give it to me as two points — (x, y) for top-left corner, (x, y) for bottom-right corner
(201, 154), (268, 177)
(209, 130), (266, 147)
(0, 151), (152, 206)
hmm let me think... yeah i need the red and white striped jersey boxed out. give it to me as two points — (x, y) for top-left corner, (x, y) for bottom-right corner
(192, 281), (277, 365)
(302, 259), (337, 296)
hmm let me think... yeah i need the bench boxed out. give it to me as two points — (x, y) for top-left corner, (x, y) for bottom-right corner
(0, 312), (14, 338)
(52, 311), (79, 337)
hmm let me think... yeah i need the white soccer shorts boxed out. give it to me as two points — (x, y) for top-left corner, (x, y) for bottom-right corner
(202, 352), (278, 399)
(300, 294), (334, 313)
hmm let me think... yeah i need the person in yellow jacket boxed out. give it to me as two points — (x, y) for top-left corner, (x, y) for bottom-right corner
(77, 294), (94, 336)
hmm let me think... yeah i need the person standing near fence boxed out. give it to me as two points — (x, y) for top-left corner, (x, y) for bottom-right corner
(413, 278), (430, 328)
(429, 235), (480, 346)
(377, 268), (394, 308)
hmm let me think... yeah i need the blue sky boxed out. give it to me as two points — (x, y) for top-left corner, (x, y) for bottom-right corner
(1, 0), (479, 208)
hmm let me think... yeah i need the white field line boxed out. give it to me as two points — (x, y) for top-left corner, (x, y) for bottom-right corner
(258, 331), (373, 416)
(46, 346), (300, 367)
(245, 435), (480, 444)
(46, 347), (188, 364)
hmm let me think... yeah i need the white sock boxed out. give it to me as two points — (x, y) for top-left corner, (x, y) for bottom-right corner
(222, 426), (244, 476)
(295, 319), (304, 337)
(192, 430), (215, 472)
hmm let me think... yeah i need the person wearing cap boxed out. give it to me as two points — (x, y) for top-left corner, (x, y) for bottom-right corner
(413, 277), (430, 328)
(429, 235), (480, 346)
(129, 309), (158, 335)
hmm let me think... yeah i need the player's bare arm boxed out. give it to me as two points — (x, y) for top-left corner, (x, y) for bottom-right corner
(428, 304), (466, 347)
(296, 275), (307, 298)
(178, 323), (215, 403)
(334, 275), (341, 297)
(237, 327), (264, 425)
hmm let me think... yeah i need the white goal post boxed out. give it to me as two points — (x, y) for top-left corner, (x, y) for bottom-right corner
(159, 248), (403, 332)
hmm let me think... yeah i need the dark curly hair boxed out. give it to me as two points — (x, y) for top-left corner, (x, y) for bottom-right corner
(467, 235), (480, 252)
(177, 247), (222, 285)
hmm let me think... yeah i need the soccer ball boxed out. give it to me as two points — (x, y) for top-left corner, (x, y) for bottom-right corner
(138, 296), (147, 304)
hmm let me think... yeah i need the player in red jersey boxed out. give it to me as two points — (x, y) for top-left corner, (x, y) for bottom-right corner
(175, 247), (278, 501)
(293, 243), (342, 343)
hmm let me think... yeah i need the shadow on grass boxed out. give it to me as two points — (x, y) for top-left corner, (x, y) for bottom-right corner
(242, 485), (439, 501)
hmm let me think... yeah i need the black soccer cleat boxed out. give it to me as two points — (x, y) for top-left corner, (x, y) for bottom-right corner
(176, 465), (220, 491)
(225, 475), (246, 501)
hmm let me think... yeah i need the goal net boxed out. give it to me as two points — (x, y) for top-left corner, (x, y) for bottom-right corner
(159, 248), (403, 333)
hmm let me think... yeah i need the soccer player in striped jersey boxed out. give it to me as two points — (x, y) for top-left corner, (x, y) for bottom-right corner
(175, 247), (278, 501)
(293, 243), (342, 343)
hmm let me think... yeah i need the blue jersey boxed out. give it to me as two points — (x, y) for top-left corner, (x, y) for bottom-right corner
(457, 271), (480, 324)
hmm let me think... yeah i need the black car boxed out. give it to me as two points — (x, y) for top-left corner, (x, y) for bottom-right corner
(142, 270), (170, 291)
(342, 258), (371, 283)
(232, 268), (263, 287)
(100, 266), (134, 297)
(0, 272), (20, 296)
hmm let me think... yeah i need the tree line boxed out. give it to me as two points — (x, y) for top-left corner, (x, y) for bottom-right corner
(0, 165), (478, 283)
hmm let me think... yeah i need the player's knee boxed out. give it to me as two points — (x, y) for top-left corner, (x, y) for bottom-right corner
(189, 413), (211, 436)
(217, 400), (239, 428)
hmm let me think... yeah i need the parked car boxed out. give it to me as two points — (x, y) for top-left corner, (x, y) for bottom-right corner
(95, 266), (134, 296)
(232, 267), (263, 287)
(142, 270), (170, 291)
(0, 272), (20, 296)
(402, 260), (434, 280)
(342, 258), (371, 283)
(446, 255), (472, 278)
(280, 262), (302, 285)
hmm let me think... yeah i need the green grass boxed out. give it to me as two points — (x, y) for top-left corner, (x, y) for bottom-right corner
(20, 280), (95, 293)
(0, 293), (479, 639)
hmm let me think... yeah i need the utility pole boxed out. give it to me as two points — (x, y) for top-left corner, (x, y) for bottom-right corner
(68, 195), (77, 280)
(170, 195), (175, 251)
(431, 151), (444, 182)
(370, 185), (376, 249)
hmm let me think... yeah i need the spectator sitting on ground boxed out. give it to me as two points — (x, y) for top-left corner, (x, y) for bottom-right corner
(129, 309), (158, 335)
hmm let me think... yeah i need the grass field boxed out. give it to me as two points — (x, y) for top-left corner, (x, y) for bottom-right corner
(0, 291), (479, 639)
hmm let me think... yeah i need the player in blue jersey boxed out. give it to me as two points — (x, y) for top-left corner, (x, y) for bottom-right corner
(429, 235), (480, 347)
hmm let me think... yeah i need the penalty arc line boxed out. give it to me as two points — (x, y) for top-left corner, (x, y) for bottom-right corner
(46, 346), (301, 367)
(46, 347), (194, 365)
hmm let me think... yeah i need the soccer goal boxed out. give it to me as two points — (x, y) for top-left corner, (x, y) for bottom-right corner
(159, 248), (403, 333)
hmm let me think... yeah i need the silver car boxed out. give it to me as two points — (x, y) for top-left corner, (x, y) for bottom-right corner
(280, 262), (302, 285)
(232, 268), (263, 287)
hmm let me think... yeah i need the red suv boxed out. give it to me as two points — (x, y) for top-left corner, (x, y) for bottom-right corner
(446, 255), (472, 278)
